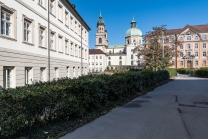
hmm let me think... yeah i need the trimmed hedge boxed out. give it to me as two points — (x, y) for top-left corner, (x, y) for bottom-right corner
(0, 70), (170, 138)
(165, 68), (177, 78)
(177, 68), (208, 77)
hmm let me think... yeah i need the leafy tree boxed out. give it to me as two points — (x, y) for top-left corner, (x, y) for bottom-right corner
(135, 25), (180, 71)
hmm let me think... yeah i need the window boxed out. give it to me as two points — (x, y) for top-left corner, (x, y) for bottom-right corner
(131, 49), (133, 52)
(65, 40), (69, 54)
(38, 0), (45, 7)
(3, 67), (14, 88)
(39, 25), (46, 47)
(172, 45), (175, 49)
(195, 61), (198, 66)
(119, 61), (122, 66)
(180, 37), (183, 41)
(195, 43), (198, 49)
(100, 56), (102, 59)
(203, 51), (206, 57)
(1, 9), (12, 37)
(195, 52), (198, 57)
(73, 67), (75, 77)
(203, 43), (206, 48)
(74, 21), (77, 33)
(108, 61), (111, 66)
(119, 50), (122, 53)
(108, 56), (111, 60)
(58, 35), (63, 52)
(180, 44), (183, 49)
(54, 67), (58, 79)
(65, 11), (69, 27)
(92, 56), (94, 59)
(25, 67), (33, 85)
(188, 52), (191, 56)
(96, 62), (98, 66)
(58, 4), (63, 21)
(180, 51), (183, 57)
(127, 39), (129, 44)
(187, 44), (191, 49)
(202, 35), (207, 40)
(50, 0), (54, 14)
(131, 61), (133, 65)
(187, 36), (191, 41)
(40, 67), (46, 81)
(131, 54), (134, 59)
(70, 42), (73, 55)
(119, 56), (122, 60)
(24, 20), (32, 43)
(100, 62), (102, 65)
(92, 62), (94, 65)
(203, 60), (206, 65)
(67, 66), (70, 77)
(50, 32), (55, 50)
(165, 38), (169, 42)
(99, 38), (102, 44)
(133, 39), (136, 43)
(89, 56), (90, 59)
(180, 61), (183, 66)
(70, 16), (73, 30)
(96, 56), (98, 59)
(195, 36), (198, 41)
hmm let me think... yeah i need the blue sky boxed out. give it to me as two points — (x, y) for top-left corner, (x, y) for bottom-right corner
(70, 0), (208, 49)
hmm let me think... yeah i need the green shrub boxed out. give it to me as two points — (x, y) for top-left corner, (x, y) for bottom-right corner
(0, 70), (170, 138)
(165, 68), (177, 78)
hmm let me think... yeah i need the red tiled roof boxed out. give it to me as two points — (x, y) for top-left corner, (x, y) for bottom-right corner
(89, 49), (106, 55)
(165, 24), (208, 34)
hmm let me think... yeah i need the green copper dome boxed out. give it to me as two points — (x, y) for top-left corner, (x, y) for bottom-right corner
(126, 28), (142, 37)
(125, 16), (142, 37)
(97, 10), (105, 26)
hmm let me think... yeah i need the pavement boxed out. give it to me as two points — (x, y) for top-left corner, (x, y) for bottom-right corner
(60, 75), (208, 139)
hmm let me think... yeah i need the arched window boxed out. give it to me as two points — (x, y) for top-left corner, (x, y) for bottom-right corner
(119, 61), (122, 65)
(127, 39), (129, 44)
(109, 50), (111, 54)
(99, 38), (102, 44)
(108, 56), (111, 60)
(108, 61), (111, 66)
(119, 56), (122, 60)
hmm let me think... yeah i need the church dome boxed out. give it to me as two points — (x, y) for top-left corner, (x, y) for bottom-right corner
(126, 28), (142, 37)
(125, 16), (142, 37)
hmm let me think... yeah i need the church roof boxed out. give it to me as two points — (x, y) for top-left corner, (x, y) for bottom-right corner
(89, 49), (106, 55)
(108, 45), (126, 48)
(97, 11), (105, 26)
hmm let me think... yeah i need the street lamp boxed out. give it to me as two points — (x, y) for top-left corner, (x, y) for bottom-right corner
(162, 30), (164, 70)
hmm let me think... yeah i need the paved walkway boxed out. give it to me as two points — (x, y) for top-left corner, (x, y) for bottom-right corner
(60, 76), (208, 139)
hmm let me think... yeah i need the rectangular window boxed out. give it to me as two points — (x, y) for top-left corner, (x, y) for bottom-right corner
(187, 44), (191, 49)
(180, 37), (183, 41)
(96, 62), (98, 66)
(1, 10), (12, 37)
(203, 43), (206, 48)
(25, 67), (33, 85)
(24, 20), (31, 42)
(54, 67), (58, 79)
(39, 27), (45, 47)
(65, 11), (69, 26)
(195, 43), (198, 49)
(202, 35), (207, 40)
(187, 36), (191, 41)
(100, 62), (102, 65)
(92, 62), (94, 65)
(67, 66), (69, 78)
(100, 56), (102, 59)
(96, 56), (98, 59)
(58, 4), (63, 21)
(195, 36), (198, 40)
(180, 61), (183, 66)
(131, 54), (134, 59)
(70, 42), (73, 56)
(3, 67), (14, 88)
(195, 51), (198, 57)
(188, 52), (191, 56)
(58, 35), (63, 52)
(65, 40), (68, 54)
(70, 17), (73, 30)
(131, 61), (133, 65)
(203, 51), (206, 57)
(92, 56), (94, 59)
(195, 61), (198, 66)
(50, 0), (54, 14)
(180, 51), (183, 57)
(203, 60), (206, 65)
(73, 67), (75, 77)
(40, 67), (46, 81)
(50, 32), (55, 50)
(180, 44), (183, 49)
(38, 0), (44, 7)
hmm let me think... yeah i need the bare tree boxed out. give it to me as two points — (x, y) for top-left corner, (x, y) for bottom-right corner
(134, 25), (178, 71)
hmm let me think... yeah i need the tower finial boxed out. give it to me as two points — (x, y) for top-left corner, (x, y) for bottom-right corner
(100, 10), (102, 17)
(133, 13), (134, 20)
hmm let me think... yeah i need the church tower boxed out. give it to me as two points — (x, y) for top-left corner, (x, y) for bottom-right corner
(95, 11), (108, 53)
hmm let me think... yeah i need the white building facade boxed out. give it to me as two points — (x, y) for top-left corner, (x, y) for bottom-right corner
(89, 12), (143, 72)
(0, 0), (90, 89)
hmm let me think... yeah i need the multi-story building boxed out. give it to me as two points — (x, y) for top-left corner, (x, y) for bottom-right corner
(0, 0), (90, 89)
(89, 12), (143, 72)
(165, 24), (208, 68)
